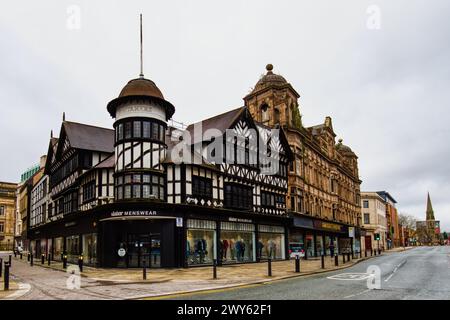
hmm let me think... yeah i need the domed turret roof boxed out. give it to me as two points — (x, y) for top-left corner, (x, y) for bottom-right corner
(336, 139), (355, 155)
(107, 76), (175, 120)
(252, 64), (288, 93)
(119, 77), (164, 99)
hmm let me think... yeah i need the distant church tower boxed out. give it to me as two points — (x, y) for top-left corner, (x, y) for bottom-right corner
(425, 193), (440, 245)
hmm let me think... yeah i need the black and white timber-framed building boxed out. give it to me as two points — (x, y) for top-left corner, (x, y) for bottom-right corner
(27, 66), (293, 268)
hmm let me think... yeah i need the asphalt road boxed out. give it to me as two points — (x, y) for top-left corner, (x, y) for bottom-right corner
(1, 246), (449, 300)
(169, 246), (450, 300)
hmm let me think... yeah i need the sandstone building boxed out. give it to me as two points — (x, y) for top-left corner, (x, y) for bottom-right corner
(245, 64), (362, 256)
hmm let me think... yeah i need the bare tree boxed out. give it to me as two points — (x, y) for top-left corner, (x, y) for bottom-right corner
(398, 213), (417, 230)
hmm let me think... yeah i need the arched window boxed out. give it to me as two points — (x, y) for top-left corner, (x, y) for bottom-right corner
(261, 104), (269, 124)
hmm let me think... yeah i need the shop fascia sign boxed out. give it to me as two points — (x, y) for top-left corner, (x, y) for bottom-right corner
(313, 220), (342, 232)
(111, 210), (158, 217)
(228, 217), (252, 223)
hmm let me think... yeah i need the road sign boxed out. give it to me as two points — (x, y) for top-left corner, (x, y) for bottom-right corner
(118, 248), (126, 257)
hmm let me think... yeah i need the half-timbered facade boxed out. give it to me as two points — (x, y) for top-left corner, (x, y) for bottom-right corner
(27, 68), (292, 268)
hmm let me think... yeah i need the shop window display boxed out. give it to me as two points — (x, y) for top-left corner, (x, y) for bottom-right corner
(40, 239), (47, 257)
(325, 236), (335, 256)
(220, 222), (255, 263)
(66, 235), (80, 263)
(257, 225), (285, 260)
(338, 238), (352, 254)
(353, 238), (361, 255)
(333, 237), (339, 255)
(305, 233), (315, 257)
(30, 241), (36, 257)
(186, 219), (216, 266)
(46, 239), (53, 257)
(288, 232), (304, 256)
(53, 237), (63, 261)
(82, 233), (97, 265)
(316, 236), (324, 256)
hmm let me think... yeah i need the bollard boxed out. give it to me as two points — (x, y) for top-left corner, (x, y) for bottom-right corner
(63, 255), (67, 269)
(48, 254), (51, 266)
(378, 249), (381, 255)
(342, 253), (346, 264)
(213, 259), (217, 279)
(348, 253), (351, 261)
(352, 251), (354, 259)
(27, 253), (30, 262)
(78, 256), (83, 273)
(365, 250), (367, 258)
(41, 254), (45, 265)
(371, 249), (373, 256)
(142, 260), (147, 280)
(295, 255), (300, 273)
(4, 262), (10, 291)
(321, 255), (325, 269)
(268, 258), (272, 277)
(30, 253), (34, 266)
(20, 253), (23, 260)
(334, 254), (338, 266)
(0, 258), (2, 278)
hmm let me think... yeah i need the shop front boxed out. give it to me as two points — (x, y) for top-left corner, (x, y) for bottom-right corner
(289, 216), (350, 258)
(187, 215), (288, 266)
(28, 204), (290, 269)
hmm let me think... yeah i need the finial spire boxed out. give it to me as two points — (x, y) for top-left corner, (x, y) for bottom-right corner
(139, 14), (144, 78)
(50, 130), (53, 138)
(63, 112), (66, 122)
(426, 192), (435, 221)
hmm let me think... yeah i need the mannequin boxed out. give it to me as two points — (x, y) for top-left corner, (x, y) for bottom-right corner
(240, 239), (246, 261)
(222, 239), (229, 260)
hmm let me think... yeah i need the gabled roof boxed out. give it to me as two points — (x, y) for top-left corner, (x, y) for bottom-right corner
(44, 137), (59, 174)
(185, 107), (244, 144)
(63, 121), (114, 153)
(94, 154), (115, 169)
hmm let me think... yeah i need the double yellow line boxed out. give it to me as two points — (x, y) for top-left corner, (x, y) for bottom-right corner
(142, 283), (263, 300)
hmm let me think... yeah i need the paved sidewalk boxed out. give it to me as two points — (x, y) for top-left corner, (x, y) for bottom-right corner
(0, 280), (20, 299)
(386, 246), (414, 253)
(9, 253), (377, 299)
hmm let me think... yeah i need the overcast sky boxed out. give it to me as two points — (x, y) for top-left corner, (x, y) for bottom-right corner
(1, 1), (449, 231)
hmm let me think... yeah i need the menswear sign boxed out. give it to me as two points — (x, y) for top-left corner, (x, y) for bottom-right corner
(110, 210), (158, 217)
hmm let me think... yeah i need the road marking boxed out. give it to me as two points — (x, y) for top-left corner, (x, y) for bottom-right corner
(384, 259), (406, 282)
(344, 289), (372, 299)
(3, 283), (31, 300)
(140, 283), (263, 300)
(327, 273), (373, 281)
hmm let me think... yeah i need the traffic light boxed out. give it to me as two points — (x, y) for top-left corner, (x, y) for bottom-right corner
(374, 233), (380, 241)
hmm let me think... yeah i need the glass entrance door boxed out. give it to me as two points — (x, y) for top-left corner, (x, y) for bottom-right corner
(127, 234), (161, 268)
(149, 235), (161, 268)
